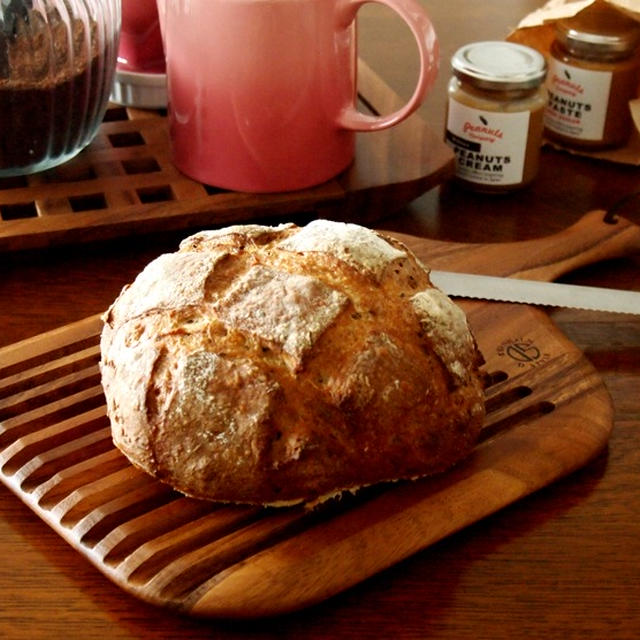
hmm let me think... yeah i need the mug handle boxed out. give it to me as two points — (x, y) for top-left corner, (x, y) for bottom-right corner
(335, 0), (438, 131)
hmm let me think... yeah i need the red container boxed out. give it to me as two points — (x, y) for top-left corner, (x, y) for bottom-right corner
(118, 0), (165, 73)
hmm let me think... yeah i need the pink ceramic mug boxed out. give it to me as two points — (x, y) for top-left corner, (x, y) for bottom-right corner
(157, 0), (438, 193)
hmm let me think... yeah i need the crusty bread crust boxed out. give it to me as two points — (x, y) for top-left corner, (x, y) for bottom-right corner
(100, 221), (485, 506)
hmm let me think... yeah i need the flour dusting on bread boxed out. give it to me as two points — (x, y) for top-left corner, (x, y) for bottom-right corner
(411, 289), (476, 383)
(277, 219), (406, 279)
(215, 265), (348, 366)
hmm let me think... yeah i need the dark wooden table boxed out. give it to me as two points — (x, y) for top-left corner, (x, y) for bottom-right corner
(1, 1), (639, 638)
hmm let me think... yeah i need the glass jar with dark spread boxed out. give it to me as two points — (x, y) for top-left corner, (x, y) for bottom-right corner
(445, 41), (547, 193)
(544, 0), (640, 150)
(0, 0), (120, 177)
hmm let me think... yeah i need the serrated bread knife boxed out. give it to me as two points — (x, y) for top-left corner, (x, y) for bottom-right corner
(430, 270), (640, 315)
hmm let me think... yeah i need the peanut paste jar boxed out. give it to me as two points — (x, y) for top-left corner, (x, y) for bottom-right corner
(445, 41), (547, 193)
(544, 1), (640, 150)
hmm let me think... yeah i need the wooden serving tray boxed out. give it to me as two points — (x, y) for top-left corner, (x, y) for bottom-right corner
(1, 210), (639, 618)
(0, 60), (453, 252)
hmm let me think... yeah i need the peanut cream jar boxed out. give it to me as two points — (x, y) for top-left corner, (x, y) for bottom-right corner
(544, 1), (640, 150)
(445, 41), (547, 193)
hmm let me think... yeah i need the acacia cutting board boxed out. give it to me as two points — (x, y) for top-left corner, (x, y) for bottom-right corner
(1, 210), (639, 618)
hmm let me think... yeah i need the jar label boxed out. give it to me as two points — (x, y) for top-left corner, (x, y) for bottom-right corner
(445, 99), (530, 186)
(544, 59), (612, 141)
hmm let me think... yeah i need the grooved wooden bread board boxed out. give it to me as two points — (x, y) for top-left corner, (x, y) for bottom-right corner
(0, 60), (453, 252)
(1, 210), (639, 618)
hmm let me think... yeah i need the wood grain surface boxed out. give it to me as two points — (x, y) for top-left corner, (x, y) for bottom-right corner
(1, 0), (639, 637)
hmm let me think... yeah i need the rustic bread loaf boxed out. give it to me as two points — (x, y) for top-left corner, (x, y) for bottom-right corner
(100, 220), (485, 506)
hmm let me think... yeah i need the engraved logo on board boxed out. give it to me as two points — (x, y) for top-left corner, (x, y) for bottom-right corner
(497, 337), (551, 368)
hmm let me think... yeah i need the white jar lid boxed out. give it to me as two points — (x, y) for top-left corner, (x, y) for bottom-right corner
(451, 41), (547, 91)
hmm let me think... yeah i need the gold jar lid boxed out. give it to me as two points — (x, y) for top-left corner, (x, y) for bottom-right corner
(556, 1), (640, 58)
(451, 41), (547, 91)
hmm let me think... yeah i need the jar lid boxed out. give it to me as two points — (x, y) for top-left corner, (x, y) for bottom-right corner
(556, 2), (640, 57)
(451, 41), (547, 91)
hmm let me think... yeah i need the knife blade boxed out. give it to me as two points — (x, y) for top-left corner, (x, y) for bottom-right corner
(429, 270), (640, 315)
